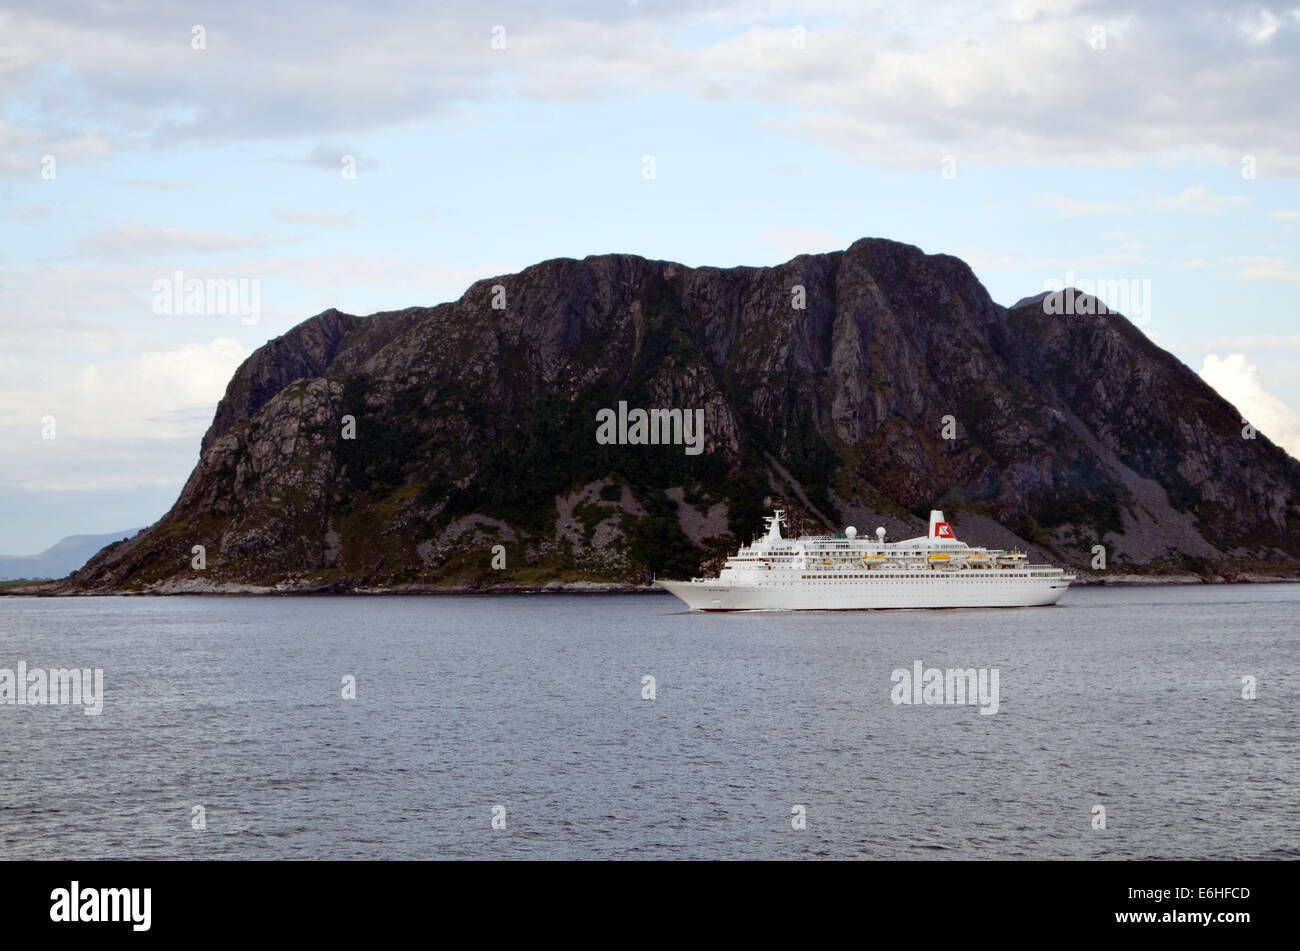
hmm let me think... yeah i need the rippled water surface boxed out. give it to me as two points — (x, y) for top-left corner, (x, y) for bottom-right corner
(1, 586), (1296, 859)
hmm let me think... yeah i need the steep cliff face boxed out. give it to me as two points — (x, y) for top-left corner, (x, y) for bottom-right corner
(63, 238), (1300, 592)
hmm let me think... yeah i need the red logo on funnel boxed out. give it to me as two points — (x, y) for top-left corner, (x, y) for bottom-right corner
(933, 522), (955, 539)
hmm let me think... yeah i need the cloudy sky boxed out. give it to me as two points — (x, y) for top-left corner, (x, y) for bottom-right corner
(2, 0), (1298, 554)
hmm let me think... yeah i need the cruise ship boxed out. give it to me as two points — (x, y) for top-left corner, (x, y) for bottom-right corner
(656, 509), (1074, 610)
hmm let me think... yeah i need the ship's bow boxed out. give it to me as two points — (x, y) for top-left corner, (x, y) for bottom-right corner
(655, 580), (713, 610)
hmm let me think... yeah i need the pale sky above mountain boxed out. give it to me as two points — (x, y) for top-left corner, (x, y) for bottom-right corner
(2, 0), (1298, 552)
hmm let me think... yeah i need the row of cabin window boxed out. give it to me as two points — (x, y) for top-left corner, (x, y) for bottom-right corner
(795, 574), (1042, 579)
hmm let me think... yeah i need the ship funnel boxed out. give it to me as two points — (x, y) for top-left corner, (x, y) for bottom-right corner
(928, 510), (957, 540)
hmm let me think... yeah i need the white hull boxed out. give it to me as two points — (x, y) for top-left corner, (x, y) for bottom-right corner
(656, 574), (1071, 611)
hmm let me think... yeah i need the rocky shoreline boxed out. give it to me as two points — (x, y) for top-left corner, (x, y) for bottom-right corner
(3, 573), (1298, 597)
(0, 579), (663, 597)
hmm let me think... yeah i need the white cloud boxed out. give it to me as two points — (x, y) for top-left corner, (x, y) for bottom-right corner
(1199, 353), (1300, 459)
(1036, 187), (1253, 219)
(0, 118), (111, 174)
(1153, 186), (1249, 213)
(1200, 333), (1300, 350)
(4, 1), (1300, 176)
(270, 208), (357, 227)
(1268, 210), (1300, 220)
(0, 337), (249, 439)
(761, 227), (840, 257)
(0, 337), (251, 492)
(79, 225), (266, 258)
(693, 7), (1300, 174)
(1215, 255), (1300, 282)
(1237, 7), (1282, 43)
(242, 254), (506, 298)
(957, 249), (1148, 272)
(121, 179), (188, 190)
(1034, 195), (1132, 216)
(125, 338), (250, 412)
(297, 145), (380, 171)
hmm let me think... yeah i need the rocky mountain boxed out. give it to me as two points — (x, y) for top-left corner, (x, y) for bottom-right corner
(44, 238), (1300, 593)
